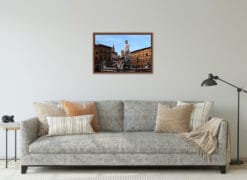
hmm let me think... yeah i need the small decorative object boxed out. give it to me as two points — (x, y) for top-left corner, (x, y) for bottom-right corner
(201, 73), (247, 165)
(93, 32), (153, 73)
(2, 115), (15, 123)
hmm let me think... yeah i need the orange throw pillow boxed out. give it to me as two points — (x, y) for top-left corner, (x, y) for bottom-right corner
(61, 100), (99, 131)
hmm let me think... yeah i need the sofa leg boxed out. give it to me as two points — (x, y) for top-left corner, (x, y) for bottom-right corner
(219, 166), (226, 174)
(21, 166), (28, 174)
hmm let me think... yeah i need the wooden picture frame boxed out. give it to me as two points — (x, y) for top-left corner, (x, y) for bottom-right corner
(93, 32), (153, 73)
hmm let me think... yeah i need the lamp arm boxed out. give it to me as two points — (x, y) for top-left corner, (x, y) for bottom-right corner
(218, 78), (240, 89)
(218, 78), (247, 93)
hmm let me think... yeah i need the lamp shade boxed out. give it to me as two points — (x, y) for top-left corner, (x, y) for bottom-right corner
(201, 79), (217, 86)
(201, 74), (218, 87)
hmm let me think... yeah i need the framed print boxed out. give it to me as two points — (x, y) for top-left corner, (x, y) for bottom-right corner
(93, 32), (153, 73)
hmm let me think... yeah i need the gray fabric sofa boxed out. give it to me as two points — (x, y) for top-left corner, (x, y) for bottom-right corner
(21, 100), (228, 174)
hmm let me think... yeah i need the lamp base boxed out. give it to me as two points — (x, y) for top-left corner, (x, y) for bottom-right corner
(230, 159), (244, 165)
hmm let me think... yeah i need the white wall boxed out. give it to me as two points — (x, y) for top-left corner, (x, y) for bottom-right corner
(0, 0), (247, 159)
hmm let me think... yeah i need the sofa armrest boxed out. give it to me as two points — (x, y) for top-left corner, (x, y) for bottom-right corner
(217, 119), (228, 153)
(21, 117), (39, 155)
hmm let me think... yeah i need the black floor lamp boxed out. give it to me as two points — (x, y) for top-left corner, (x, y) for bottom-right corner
(201, 73), (247, 165)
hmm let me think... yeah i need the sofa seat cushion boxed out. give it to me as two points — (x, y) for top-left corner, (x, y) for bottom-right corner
(29, 132), (198, 154)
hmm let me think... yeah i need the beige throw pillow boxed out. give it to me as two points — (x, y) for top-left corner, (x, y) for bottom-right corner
(33, 102), (66, 136)
(177, 101), (213, 130)
(154, 104), (193, 133)
(47, 115), (94, 136)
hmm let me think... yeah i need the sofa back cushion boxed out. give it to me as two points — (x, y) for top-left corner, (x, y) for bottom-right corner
(123, 100), (177, 131)
(47, 100), (123, 132)
(95, 100), (123, 131)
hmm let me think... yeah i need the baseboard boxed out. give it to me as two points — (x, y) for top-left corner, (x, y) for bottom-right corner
(242, 157), (247, 162)
(0, 158), (20, 160)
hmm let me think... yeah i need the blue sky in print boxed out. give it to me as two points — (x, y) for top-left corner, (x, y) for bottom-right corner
(95, 34), (151, 55)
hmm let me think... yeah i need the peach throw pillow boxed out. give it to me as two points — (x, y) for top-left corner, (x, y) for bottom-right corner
(61, 100), (99, 131)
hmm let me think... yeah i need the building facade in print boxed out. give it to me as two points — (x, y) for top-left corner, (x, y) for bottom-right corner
(111, 44), (118, 62)
(130, 47), (152, 68)
(94, 44), (112, 69)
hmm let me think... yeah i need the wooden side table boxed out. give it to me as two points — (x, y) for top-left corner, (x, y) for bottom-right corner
(0, 122), (20, 168)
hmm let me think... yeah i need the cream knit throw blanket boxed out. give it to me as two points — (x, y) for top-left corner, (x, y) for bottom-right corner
(178, 117), (230, 168)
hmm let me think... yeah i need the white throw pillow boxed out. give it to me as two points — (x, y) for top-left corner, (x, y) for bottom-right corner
(47, 115), (94, 136)
(177, 101), (213, 130)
